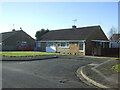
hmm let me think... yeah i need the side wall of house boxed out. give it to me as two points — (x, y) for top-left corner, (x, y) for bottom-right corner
(37, 42), (46, 52)
(85, 28), (108, 55)
(2, 31), (35, 51)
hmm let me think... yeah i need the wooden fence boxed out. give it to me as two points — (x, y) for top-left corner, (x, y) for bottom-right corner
(93, 48), (120, 57)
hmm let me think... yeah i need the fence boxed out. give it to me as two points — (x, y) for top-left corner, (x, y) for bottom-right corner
(93, 48), (119, 57)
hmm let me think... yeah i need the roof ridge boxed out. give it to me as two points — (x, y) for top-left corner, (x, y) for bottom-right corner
(40, 25), (102, 41)
(49, 25), (100, 31)
(112, 33), (120, 35)
(77, 25), (100, 29)
(1, 30), (23, 42)
(1, 30), (22, 34)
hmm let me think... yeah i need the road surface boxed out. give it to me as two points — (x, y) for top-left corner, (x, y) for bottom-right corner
(2, 56), (106, 88)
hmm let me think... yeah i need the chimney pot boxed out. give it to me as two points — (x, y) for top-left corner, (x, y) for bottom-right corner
(72, 25), (77, 30)
(12, 29), (15, 31)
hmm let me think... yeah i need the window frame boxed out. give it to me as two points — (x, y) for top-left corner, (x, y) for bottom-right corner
(78, 42), (85, 52)
(21, 41), (27, 46)
(46, 42), (56, 47)
(58, 42), (69, 48)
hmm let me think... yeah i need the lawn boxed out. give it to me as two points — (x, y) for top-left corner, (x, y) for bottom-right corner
(114, 64), (120, 72)
(111, 58), (120, 60)
(0, 51), (65, 57)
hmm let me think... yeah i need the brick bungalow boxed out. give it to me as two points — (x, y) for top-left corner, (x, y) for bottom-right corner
(109, 34), (120, 48)
(0, 29), (35, 51)
(36, 25), (109, 55)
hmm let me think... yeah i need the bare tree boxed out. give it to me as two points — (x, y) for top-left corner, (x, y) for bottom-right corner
(108, 26), (118, 39)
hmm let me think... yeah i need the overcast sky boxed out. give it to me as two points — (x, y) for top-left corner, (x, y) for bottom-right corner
(0, 1), (118, 39)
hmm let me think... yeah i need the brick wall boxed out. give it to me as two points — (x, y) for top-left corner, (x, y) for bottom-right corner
(56, 42), (85, 55)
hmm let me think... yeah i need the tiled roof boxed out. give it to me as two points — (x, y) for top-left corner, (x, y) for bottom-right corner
(40, 25), (102, 41)
(0, 30), (35, 42)
(0, 30), (23, 42)
(110, 34), (120, 41)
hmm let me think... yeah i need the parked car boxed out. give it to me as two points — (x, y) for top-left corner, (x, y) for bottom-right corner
(17, 46), (33, 51)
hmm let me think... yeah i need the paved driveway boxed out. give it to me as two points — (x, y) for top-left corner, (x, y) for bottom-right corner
(2, 56), (107, 88)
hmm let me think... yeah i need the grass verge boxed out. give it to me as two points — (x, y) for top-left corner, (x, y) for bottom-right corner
(0, 51), (66, 57)
(110, 58), (120, 60)
(114, 64), (120, 72)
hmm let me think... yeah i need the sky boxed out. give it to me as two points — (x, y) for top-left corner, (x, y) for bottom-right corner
(0, 2), (118, 39)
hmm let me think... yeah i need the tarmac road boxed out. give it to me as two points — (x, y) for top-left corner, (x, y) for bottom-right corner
(2, 56), (107, 88)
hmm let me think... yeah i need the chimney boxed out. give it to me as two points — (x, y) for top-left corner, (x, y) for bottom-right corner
(72, 25), (77, 30)
(12, 29), (15, 31)
(12, 24), (15, 31)
(20, 27), (22, 30)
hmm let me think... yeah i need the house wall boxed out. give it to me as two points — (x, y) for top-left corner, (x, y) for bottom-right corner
(85, 40), (92, 55)
(37, 42), (85, 55)
(109, 41), (120, 48)
(37, 42), (46, 52)
(56, 44), (70, 54)
(56, 42), (85, 55)
(2, 45), (17, 51)
(2, 31), (35, 51)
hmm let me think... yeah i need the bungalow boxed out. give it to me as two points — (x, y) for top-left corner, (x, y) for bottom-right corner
(109, 34), (120, 48)
(0, 29), (35, 51)
(36, 25), (109, 55)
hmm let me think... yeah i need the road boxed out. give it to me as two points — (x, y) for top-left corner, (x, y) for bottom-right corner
(2, 56), (107, 88)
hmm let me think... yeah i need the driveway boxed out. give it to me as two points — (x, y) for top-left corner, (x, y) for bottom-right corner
(2, 56), (107, 88)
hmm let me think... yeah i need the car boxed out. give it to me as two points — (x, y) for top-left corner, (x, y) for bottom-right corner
(17, 46), (33, 51)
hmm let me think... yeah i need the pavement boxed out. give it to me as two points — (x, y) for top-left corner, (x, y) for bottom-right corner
(76, 58), (120, 89)
(1, 55), (58, 61)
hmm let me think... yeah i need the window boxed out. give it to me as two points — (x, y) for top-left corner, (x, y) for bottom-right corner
(58, 42), (69, 48)
(79, 42), (84, 51)
(21, 41), (27, 46)
(22, 41), (27, 43)
(46, 42), (56, 47)
(17, 41), (27, 46)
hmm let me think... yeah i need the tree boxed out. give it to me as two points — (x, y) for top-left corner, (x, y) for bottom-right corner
(35, 29), (49, 40)
(108, 26), (118, 39)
